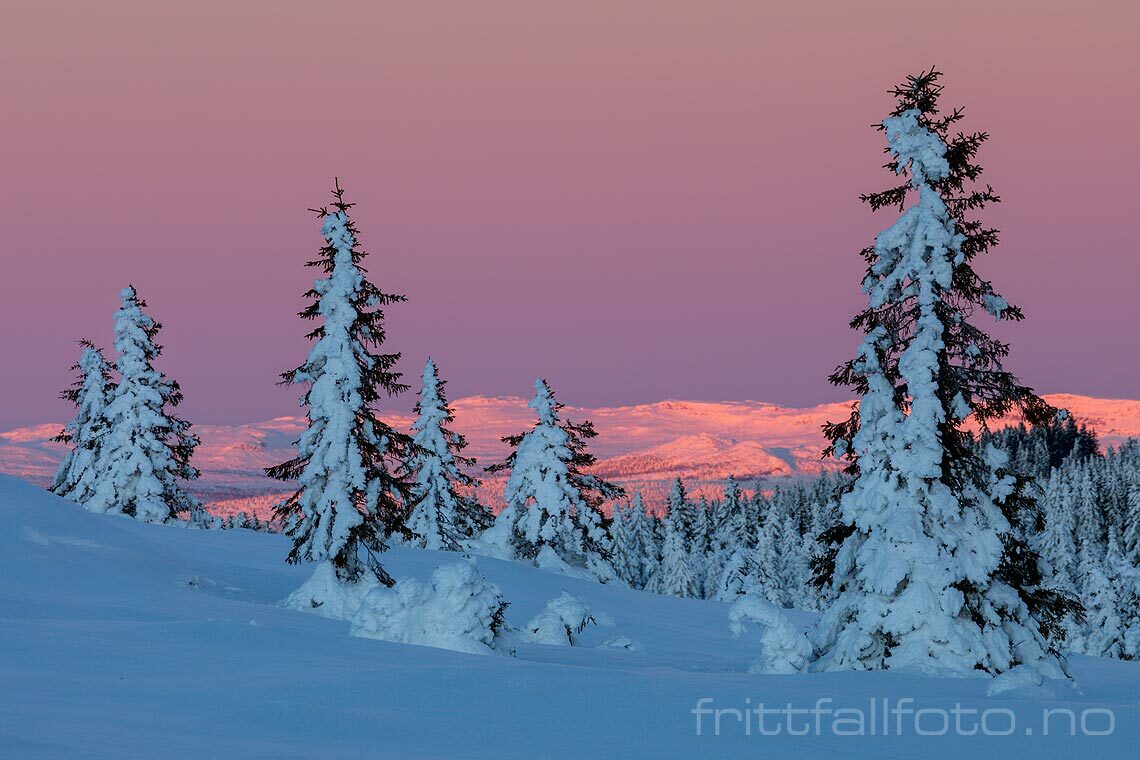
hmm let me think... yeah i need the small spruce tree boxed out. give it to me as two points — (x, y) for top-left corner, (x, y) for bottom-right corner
(1124, 488), (1140, 568)
(51, 340), (116, 505)
(487, 379), (625, 575)
(85, 287), (201, 524)
(1035, 470), (1078, 591)
(609, 498), (641, 588)
(651, 487), (700, 598)
(705, 476), (745, 599)
(406, 358), (491, 551)
(1074, 538), (1123, 659)
(619, 491), (659, 589)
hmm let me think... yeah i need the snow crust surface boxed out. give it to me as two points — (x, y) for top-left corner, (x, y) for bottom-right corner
(2, 474), (1139, 758)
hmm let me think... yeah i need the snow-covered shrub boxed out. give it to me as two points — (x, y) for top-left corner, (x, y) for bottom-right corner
(524, 592), (604, 646)
(729, 596), (812, 675)
(350, 561), (511, 656)
(985, 662), (1075, 699)
(281, 561), (381, 621)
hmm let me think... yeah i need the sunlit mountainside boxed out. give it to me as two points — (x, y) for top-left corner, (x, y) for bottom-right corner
(4, 394), (1138, 518)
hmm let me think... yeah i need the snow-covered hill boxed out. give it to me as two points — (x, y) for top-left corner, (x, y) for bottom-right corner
(1, 474), (1138, 758)
(3, 393), (1138, 516)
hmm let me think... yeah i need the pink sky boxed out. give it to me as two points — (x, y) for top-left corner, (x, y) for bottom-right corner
(1, 1), (1137, 429)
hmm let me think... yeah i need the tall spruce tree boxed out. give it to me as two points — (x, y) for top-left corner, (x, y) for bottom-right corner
(487, 378), (625, 574)
(267, 182), (414, 587)
(85, 287), (202, 524)
(814, 70), (1078, 676)
(51, 340), (116, 505)
(406, 358), (491, 550)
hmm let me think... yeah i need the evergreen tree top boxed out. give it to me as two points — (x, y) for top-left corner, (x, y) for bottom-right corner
(114, 285), (165, 368)
(412, 358), (447, 430)
(668, 478), (687, 507)
(58, 340), (113, 403)
(52, 340), (114, 447)
(488, 378), (624, 509)
(412, 357), (477, 476)
(286, 179), (408, 401)
(530, 378), (559, 425)
(826, 67), (1055, 473)
(418, 358), (442, 409)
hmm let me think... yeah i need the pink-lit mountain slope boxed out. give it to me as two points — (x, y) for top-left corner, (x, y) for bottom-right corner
(2, 394), (1137, 517)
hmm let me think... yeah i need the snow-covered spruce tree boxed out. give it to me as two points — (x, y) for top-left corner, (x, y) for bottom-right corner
(1034, 470), (1077, 592)
(486, 379), (625, 576)
(51, 340), (116, 505)
(650, 480), (700, 598)
(406, 358), (491, 550)
(1125, 487), (1140, 568)
(776, 513), (810, 605)
(609, 498), (641, 587)
(664, 478), (693, 547)
(610, 493), (655, 589)
(1073, 468), (1105, 562)
(691, 496), (711, 596)
(627, 491), (657, 588)
(813, 70), (1079, 677)
(267, 182), (414, 588)
(745, 504), (783, 606)
(84, 287), (203, 524)
(705, 476), (744, 599)
(1108, 526), (1140, 660)
(647, 508), (666, 577)
(1074, 534), (1123, 659)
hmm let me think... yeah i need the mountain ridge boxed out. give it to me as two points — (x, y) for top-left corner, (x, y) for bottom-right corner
(4, 393), (1137, 516)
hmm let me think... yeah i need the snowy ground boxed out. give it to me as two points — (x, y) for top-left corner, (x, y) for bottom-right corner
(2, 474), (1138, 759)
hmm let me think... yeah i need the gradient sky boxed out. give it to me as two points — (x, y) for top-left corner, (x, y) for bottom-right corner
(1, 1), (1137, 429)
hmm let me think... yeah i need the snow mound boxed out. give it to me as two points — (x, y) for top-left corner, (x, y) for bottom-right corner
(280, 561), (381, 621)
(350, 561), (511, 655)
(599, 635), (643, 653)
(729, 596), (812, 674)
(535, 545), (600, 581)
(465, 510), (515, 560)
(986, 663), (1079, 699)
